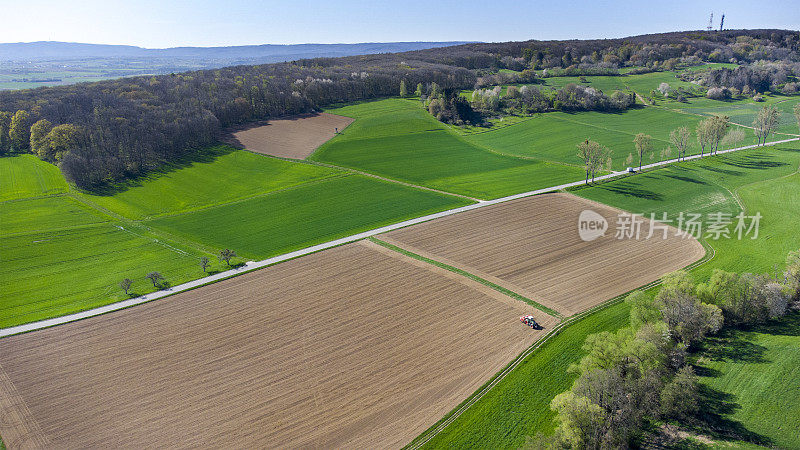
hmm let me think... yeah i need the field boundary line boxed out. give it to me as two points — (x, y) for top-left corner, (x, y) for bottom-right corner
(1, 136), (794, 338)
(369, 237), (563, 319)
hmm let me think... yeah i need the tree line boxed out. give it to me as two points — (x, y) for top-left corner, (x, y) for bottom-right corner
(536, 249), (800, 449)
(1, 29), (797, 190)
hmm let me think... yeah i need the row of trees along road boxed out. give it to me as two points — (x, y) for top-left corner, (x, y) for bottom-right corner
(576, 103), (795, 184)
(118, 249), (237, 297)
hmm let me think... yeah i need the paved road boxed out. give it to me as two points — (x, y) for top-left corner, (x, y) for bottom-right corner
(1, 136), (797, 338)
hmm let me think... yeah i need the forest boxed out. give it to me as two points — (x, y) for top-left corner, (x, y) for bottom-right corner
(0, 29), (798, 190)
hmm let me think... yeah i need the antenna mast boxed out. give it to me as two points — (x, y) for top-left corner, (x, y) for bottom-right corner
(707, 12), (714, 32)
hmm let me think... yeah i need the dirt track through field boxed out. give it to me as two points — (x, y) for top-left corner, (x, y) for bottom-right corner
(225, 113), (354, 159)
(382, 192), (705, 316)
(0, 241), (553, 449)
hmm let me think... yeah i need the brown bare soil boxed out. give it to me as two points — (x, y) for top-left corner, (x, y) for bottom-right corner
(381, 193), (705, 316)
(224, 112), (354, 159)
(0, 241), (553, 449)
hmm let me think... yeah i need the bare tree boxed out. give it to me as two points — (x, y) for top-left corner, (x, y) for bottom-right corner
(146, 271), (164, 288)
(589, 144), (612, 182)
(577, 139), (596, 184)
(794, 103), (800, 135)
(721, 128), (745, 150)
(669, 127), (691, 161)
(708, 115), (730, 155)
(633, 133), (652, 170)
(753, 104), (780, 146)
(200, 256), (210, 273)
(696, 119), (713, 157)
(576, 140), (611, 183)
(120, 278), (133, 295)
(219, 249), (237, 267)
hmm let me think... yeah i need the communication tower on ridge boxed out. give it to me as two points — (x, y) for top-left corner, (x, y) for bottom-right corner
(707, 12), (714, 32)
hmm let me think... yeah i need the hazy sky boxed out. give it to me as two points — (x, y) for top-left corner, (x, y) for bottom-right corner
(3, 0), (798, 48)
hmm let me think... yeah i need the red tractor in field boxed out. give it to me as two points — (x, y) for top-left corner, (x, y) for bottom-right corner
(520, 315), (542, 330)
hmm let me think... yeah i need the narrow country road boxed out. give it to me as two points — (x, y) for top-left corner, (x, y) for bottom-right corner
(1, 135), (796, 338)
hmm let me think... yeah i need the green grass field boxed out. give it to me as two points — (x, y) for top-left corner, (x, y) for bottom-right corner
(422, 145), (800, 448)
(313, 98), (586, 199)
(463, 107), (751, 170)
(0, 148), (472, 327)
(147, 174), (473, 260)
(0, 221), (213, 328)
(78, 145), (339, 220)
(0, 196), (109, 235)
(694, 313), (800, 449)
(0, 154), (68, 201)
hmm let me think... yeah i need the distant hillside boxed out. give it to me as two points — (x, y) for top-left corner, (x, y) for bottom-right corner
(0, 41), (474, 62)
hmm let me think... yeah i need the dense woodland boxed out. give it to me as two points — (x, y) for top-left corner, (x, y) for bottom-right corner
(0, 29), (798, 190)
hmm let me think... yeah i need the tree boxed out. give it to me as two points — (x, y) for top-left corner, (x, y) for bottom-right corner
(219, 248), (236, 267)
(44, 124), (80, 162)
(576, 140), (610, 184)
(146, 271), (164, 288)
(551, 392), (607, 449)
(696, 118), (713, 157)
(655, 271), (723, 345)
(633, 133), (652, 170)
(794, 103), (800, 135)
(429, 82), (441, 98)
(752, 104), (779, 146)
(0, 111), (11, 154)
(721, 127), (745, 150)
(200, 256), (210, 273)
(626, 291), (662, 329)
(660, 365), (699, 419)
(399, 80), (407, 97)
(30, 119), (53, 160)
(414, 82), (423, 98)
(576, 139), (596, 184)
(708, 115), (730, 155)
(658, 82), (671, 96)
(9, 110), (31, 151)
(120, 278), (133, 296)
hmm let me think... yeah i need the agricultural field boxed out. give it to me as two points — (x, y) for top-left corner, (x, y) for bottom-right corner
(673, 95), (800, 136)
(225, 113), (354, 159)
(417, 300), (631, 448)
(0, 241), (553, 448)
(381, 193), (704, 316)
(77, 145), (339, 220)
(312, 98), (586, 199)
(0, 143), (470, 328)
(146, 173), (472, 260)
(463, 107), (759, 170)
(0, 154), (68, 201)
(0, 222), (209, 328)
(420, 144), (800, 448)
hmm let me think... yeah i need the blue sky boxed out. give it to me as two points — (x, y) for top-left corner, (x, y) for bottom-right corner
(2, 0), (798, 47)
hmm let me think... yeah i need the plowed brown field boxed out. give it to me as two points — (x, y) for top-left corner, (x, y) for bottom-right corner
(0, 241), (552, 449)
(225, 113), (354, 159)
(381, 192), (705, 316)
